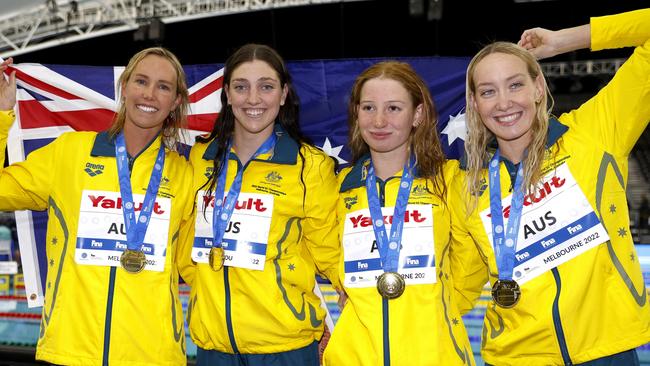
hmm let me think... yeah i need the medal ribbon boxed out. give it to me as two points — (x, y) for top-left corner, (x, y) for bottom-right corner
(488, 150), (525, 281)
(211, 133), (277, 249)
(365, 156), (415, 274)
(115, 133), (165, 252)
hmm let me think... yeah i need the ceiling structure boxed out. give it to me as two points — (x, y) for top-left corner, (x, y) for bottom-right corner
(0, 0), (646, 112)
(0, 0), (644, 64)
(0, 0), (368, 57)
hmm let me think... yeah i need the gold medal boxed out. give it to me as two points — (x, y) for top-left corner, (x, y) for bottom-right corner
(209, 246), (224, 271)
(120, 249), (146, 274)
(491, 279), (521, 308)
(376, 272), (405, 299)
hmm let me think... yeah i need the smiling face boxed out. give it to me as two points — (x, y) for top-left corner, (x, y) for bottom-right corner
(470, 52), (544, 157)
(121, 54), (180, 136)
(225, 60), (288, 142)
(357, 77), (422, 160)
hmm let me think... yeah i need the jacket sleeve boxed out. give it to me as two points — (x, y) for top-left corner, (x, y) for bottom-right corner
(175, 156), (197, 286)
(300, 147), (342, 291)
(448, 166), (489, 315)
(561, 8), (650, 157)
(176, 146), (206, 286)
(0, 110), (55, 211)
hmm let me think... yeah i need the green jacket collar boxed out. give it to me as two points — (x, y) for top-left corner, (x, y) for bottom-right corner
(340, 154), (423, 192)
(202, 124), (299, 165)
(91, 131), (161, 159)
(458, 116), (568, 170)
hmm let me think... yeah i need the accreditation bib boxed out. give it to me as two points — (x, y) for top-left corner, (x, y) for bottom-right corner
(342, 204), (436, 288)
(193, 191), (273, 271)
(75, 190), (171, 271)
(480, 163), (609, 285)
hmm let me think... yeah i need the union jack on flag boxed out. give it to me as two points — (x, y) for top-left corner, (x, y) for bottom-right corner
(5, 57), (469, 307)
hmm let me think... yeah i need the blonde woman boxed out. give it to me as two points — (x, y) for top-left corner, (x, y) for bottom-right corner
(456, 8), (650, 366)
(0, 47), (194, 365)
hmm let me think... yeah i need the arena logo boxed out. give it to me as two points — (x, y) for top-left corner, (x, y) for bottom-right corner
(84, 162), (104, 177)
(204, 167), (214, 179)
(344, 195), (358, 209)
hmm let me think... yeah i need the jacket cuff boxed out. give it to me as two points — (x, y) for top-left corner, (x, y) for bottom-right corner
(0, 109), (15, 135)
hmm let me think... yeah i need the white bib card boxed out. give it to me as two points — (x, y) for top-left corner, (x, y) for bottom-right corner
(480, 164), (609, 285)
(343, 204), (436, 288)
(193, 191), (274, 271)
(75, 190), (171, 271)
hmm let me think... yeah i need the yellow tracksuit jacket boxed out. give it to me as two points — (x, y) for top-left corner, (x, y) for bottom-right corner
(183, 125), (341, 354)
(324, 158), (478, 366)
(0, 115), (193, 366)
(452, 9), (650, 366)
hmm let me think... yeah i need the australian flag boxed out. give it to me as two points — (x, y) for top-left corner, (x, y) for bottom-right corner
(5, 56), (469, 307)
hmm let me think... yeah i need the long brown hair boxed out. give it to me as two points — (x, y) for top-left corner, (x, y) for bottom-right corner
(348, 61), (447, 202)
(108, 47), (189, 150)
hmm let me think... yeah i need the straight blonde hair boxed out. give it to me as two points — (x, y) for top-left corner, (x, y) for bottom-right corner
(108, 47), (189, 150)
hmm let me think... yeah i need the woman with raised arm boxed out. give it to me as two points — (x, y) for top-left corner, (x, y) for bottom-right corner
(456, 8), (650, 366)
(0, 47), (194, 365)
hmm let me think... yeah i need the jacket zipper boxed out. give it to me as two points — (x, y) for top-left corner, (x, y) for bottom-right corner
(223, 159), (245, 356)
(224, 266), (240, 354)
(102, 153), (138, 365)
(102, 267), (117, 366)
(378, 178), (391, 366)
(551, 268), (573, 365)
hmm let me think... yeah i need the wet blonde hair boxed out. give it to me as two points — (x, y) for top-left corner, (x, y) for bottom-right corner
(348, 61), (447, 202)
(108, 47), (189, 150)
(464, 41), (554, 212)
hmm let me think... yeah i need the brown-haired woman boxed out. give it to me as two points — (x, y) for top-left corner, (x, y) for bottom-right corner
(182, 43), (341, 366)
(456, 8), (650, 366)
(323, 61), (479, 366)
